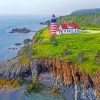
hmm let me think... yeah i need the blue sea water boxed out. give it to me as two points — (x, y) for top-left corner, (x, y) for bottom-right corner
(0, 15), (48, 61)
(0, 16), (64, 100)
(0, 86), (64, 100)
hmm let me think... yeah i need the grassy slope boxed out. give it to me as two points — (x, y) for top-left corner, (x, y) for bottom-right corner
(32, 28), (100, 76)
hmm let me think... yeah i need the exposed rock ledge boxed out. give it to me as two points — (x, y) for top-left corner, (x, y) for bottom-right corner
(9, 27), (31, 33)
(0, 57), (99, 100)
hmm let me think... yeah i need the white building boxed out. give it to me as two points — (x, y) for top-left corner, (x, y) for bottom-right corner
(56, 21), (80, 35)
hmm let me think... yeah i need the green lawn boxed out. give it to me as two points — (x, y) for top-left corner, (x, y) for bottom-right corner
(32, 28), (100, 75)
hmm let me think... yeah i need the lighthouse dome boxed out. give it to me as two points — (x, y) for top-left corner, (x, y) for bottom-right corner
(51, 14), (56, 23)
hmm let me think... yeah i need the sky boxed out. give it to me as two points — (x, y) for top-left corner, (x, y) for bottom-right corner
(0, 0), (100, 16)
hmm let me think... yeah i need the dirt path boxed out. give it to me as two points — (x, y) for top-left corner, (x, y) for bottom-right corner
(84, 30), (100, 34)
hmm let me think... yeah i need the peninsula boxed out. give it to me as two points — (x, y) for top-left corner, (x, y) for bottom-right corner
(0, 8), (100, 100)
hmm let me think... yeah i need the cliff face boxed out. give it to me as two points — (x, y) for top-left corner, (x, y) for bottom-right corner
(0, 57), (94, 88)
(35, 57), (93, 88)
(93, 70), (100, 97)
(0, 57), (98, 100)
(0, 57), (31, 79)
(32, 57), (96, 100)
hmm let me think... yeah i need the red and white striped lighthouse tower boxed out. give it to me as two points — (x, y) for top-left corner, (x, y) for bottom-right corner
(50, 14), (58, 35)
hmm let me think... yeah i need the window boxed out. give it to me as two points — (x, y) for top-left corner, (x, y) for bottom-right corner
(67, 30), (68, 32)
(75, 29), (77, 33)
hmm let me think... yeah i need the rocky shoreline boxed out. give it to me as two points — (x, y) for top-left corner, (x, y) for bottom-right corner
(0, 57), (99, 100)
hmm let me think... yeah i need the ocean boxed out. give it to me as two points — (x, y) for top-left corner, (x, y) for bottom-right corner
(0, 15), (48, 61)
(0, 86), (64, 100)
(0, 15), (64, 100)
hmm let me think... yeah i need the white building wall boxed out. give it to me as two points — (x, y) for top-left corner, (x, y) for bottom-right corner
(62, 29), (79, 34)
(63, 29), (67, 34)
(72, 29), (79, 33)
(56, 28), (79, 35)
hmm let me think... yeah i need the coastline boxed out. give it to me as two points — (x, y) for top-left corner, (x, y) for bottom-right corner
(0, 26), (100, 100)
(0, 15), (45, 61)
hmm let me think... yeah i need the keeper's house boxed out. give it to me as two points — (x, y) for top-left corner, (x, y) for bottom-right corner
(56, 21), (80, 35)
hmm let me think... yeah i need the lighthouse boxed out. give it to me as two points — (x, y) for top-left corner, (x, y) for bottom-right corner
(50, 14), (58, 35)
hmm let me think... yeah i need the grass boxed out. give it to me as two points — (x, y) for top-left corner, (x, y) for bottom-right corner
(19, 55), (30, 66)
(31, 28), (100, 76)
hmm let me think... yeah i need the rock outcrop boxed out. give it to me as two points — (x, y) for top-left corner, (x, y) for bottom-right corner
(0, 57), (31, 79)
(34, 57), (96, 100)
(93, 70), (100, 98)
(34, 57), (93, 88)
(0, 57), (98, 100)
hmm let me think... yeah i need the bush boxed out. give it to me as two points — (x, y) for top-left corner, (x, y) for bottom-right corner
(77, 51), (87, 63)
(50, 36), (58, 46)
(62, 49), (71, 56)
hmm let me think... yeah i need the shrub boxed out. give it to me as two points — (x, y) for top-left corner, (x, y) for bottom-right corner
(61, 43), (72, 56)
(63, 49), (71, 55)
(50, 36), (58, 46)
(77, 51), (87, 63)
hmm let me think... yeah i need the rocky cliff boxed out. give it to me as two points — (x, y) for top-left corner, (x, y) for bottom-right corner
(0, 57), (31, 79)
(0, 57), (99, 100)
(33, 57), (93, 88)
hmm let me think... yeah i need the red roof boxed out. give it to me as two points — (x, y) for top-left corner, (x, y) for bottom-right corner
(68, 23), (79, 28)
(61, 22), (68, 29)
(61, 21), (79, 29)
